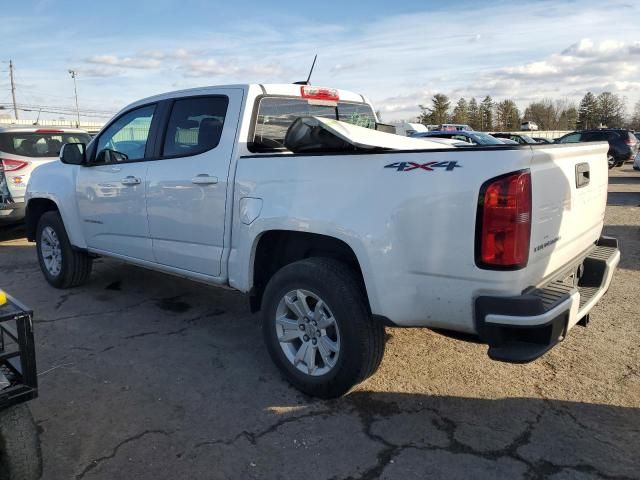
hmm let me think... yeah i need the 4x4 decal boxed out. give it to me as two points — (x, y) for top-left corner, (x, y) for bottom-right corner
(384, 161), (461, 172)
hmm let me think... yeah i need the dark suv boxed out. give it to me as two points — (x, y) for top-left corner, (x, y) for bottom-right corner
(556, 129), (639, 168)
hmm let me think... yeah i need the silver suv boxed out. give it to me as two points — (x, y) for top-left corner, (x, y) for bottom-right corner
(0, 126), (91, 224)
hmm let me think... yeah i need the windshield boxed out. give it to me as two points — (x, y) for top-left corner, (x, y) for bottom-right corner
(519, 135), (537, 144)
(0, 132), (92, 158)
(472, 133), (503, 145)
(252, 97), (376, 152)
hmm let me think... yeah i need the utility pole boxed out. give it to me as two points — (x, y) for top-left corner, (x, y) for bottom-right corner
(9, 60), (18, 120)
(68, 69), (80, 127)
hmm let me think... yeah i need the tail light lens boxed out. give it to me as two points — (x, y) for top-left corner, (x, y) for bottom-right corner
(476, 170), (532, 270)
(0, 159), (29, 172)
(300, 86), (340, 102)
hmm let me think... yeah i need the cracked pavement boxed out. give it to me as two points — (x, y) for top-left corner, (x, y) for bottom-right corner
(0, 167), (638, 479)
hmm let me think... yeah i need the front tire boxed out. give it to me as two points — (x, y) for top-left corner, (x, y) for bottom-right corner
(607, 155), (615, 169)
(262, 258), (385, 398)
(36, 211), (92, 289)
(0, 404), (42, 480)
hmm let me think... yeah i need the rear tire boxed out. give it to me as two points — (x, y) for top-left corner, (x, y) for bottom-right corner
(36, 211), (92, 289)
(262, 257), (385, 398)
(0, 404), (42, 480)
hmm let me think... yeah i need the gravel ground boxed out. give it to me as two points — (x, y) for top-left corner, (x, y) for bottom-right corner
(0, 166), (638, 480)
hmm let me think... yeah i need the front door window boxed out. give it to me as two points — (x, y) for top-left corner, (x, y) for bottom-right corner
(95, 105), (156, 163)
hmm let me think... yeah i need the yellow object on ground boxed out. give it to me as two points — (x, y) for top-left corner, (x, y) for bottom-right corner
(0, 290), (6, 306)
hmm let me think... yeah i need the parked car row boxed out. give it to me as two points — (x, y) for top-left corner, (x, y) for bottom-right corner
(410, 128), (639, 171)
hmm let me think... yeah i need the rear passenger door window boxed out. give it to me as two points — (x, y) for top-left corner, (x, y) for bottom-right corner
(162, 96), (229, 157)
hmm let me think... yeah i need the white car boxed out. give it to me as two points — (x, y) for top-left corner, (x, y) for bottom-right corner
(25, 84), (619, 398)
(0, 126), (91, 224)
(634, 152), (640, 170)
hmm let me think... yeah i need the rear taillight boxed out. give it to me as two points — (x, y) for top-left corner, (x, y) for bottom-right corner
(0, 159), (29, 172)
(476, 170), (532, 270)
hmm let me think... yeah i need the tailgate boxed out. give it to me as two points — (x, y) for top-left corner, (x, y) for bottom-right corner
(528, 142), (609, 280)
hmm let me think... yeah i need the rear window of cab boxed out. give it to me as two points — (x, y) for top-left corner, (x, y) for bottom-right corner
(251, 97), (376, 152)
(0, 132), (92, 157)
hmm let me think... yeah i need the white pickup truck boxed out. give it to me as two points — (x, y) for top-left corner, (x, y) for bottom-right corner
(24, 84), (620, 398)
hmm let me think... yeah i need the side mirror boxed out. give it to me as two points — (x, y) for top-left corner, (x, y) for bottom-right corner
(60, 143), (86, 165)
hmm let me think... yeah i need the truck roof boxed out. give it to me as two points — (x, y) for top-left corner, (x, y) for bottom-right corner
(123, 84), (370, 115)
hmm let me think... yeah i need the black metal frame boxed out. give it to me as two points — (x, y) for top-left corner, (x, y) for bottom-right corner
(0, 293), (37, 409)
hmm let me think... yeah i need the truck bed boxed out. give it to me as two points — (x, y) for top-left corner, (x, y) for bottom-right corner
(233, 141), (610, 333)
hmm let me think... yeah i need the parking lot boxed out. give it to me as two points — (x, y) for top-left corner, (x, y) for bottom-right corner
(0, 166), (638, 480)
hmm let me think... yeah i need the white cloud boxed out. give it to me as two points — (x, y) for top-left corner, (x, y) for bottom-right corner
(86, 54), (163, 69)
(76, 67), (125, 78)
(84, 49), (285, 80)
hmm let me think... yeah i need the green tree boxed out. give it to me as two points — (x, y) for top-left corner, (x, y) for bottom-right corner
(480, 96), (494, 130)
(557, 104), (578, 130)
(523, 99), (557, 130)
(467, 98), (480, 130)
(596, 92), (625, 128)
(418, 93), (451, 125)
(495, 99), (520, 131)
(577, 92), (598, 129)
(452, 98), (469, 125)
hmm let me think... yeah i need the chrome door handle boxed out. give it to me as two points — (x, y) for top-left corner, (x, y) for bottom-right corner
(191, 174), (218, 185)
(121, 176), (141, 186)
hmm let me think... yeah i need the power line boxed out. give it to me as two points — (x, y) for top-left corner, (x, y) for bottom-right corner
(0, 102), (116, 115)
(0, 103), (115, 118)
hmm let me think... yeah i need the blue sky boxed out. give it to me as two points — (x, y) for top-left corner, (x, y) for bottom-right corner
(2, 0), (639, 122)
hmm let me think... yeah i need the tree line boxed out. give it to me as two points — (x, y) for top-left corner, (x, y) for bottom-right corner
(417, 92), (640, 131)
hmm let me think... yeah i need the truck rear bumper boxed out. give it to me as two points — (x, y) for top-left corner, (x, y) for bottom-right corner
(0, 202), (26, 224)
(475, 236), (620, 363)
